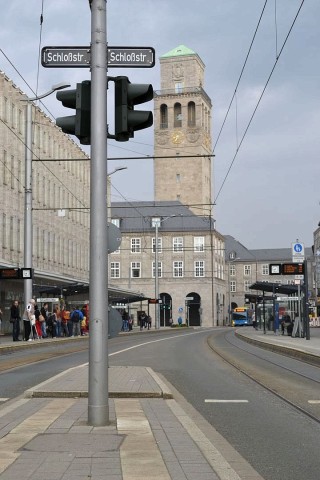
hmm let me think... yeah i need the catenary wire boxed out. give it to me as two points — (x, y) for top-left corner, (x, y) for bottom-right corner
(214, 0), (305, 204)
(212, 0), (268, 154)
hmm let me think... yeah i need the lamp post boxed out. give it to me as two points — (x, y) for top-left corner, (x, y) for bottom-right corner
(106, 167), (127, 221)
(154, 215), (178, 329)
(22, 83), (70, 309)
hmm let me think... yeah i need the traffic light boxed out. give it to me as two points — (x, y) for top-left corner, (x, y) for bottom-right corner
(114, 76), (153, 142)
(56, 81), (91, 145)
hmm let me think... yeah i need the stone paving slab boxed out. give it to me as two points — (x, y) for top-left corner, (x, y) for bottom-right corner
(25, 365), (173, 399)
(0, 363), (266, 480)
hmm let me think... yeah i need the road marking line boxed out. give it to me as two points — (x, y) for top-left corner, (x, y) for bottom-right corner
(205, 399), (249, 403)
(308, 400), (320, 404)
(109, 328), (214, 357)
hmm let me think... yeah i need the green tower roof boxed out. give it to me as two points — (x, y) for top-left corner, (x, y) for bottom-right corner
(161, 45), (196, 58)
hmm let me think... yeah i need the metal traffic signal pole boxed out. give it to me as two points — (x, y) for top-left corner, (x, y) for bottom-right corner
(88, 0), (109, 426)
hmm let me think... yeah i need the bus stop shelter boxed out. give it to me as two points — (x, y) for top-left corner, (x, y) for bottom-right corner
(247, 281), (310, 339)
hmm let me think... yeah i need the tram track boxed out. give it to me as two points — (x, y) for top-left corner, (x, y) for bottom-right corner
(207, 329), (320, 424)
(0, 341), (88, 373)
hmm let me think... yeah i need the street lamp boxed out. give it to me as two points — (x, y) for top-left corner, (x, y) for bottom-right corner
(107, 166), (127, 176)
(106, 167), (127, 221)
(21, 83), (70, 309)
(154, 214), (179, 329)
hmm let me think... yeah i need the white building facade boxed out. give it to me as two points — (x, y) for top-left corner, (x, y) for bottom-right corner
(0, 72), (90, 321)
(110, 202), (226, 327)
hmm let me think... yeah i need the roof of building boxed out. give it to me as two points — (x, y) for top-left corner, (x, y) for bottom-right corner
(224, 235), (313, 262)
(111, 201), (220, 235)
(160, 45), (196, 58)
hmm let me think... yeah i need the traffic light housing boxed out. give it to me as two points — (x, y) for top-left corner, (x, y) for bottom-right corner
(56, 81), (91, 145)
(114, 76), (153, 142)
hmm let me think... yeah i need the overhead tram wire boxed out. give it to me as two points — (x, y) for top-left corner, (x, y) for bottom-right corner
(0, 51), (90, 211)
(0, 51), (91, 210)
(33, 154), (213, 162)
(0, 116), (89, 210)
(212, 0), (268, 154)
(214, 0), (305, 204)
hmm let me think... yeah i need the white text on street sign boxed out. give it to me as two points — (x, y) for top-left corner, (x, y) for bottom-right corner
(41, 46), (155, 68)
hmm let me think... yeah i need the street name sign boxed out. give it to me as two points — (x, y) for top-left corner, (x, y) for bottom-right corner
(41, 46), (155, 68)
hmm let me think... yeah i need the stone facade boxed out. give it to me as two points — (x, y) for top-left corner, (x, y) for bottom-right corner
(110, 202), (226, 327)
(153, 46), (212, 216)
(0, 72), (90, 313)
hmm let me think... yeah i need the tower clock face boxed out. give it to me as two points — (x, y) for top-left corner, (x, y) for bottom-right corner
(171, 131), (185, 144)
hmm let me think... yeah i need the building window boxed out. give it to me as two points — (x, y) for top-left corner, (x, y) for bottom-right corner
(110, 262), (120, 278)
(195, 261), (205, 277)
(230, 281), (236, 292)
(173, 261), (183, 277)
(262, 264), (269, 275)
(160, 104), (168, 129)
(174, 103), (182, 127)
(3, 150), (8, 185)
(175, 82), (183, 93)
(188, 101), (196, 127)
(176, 173), (181, 183)
(244, 265), (251, 276)
(194, 236), (204, 252)
(131, 238), (141, 253)
(152, 237), (162, 253)
(131, 262), (141, 278)
(229, 264), (236, 276)
(244, 280), (251, 292)
(2, 214), (7, 248)
(173, 237), (183, 252)
(152, 261), (162, 278)
(111, 218), (120, 228)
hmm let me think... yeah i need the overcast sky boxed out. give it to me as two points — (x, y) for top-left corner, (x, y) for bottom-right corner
(1, 0), (319, 250)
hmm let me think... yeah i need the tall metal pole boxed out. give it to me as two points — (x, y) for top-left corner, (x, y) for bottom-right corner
(155, 222), (159, 329)
(227, 261), (231, 326)
(24, 102), (33, 308)
(88, 0), (109, 426)
(304, 259), (310, 340)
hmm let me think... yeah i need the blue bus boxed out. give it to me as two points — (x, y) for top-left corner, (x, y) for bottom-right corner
(231, 307), (253, 327)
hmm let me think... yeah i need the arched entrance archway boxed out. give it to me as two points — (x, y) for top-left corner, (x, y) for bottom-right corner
(186, 292), (201, 326)
(159, 292), (172, 327)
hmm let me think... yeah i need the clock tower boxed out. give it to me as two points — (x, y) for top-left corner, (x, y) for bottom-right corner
(154, 45), (213, 216)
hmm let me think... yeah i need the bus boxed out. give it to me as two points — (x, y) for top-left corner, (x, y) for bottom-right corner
(231, 307), (253, 327)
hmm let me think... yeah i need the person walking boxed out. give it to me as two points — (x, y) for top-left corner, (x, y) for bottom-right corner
(54, 305), (62, 337)
(23, 299), (35, 341)
(40, 303), (49, 338)
(60, 305), (69, 337)
(10, 300), (21, 341)
(34, 303), (43, 339)
(71, 306), (83, 337)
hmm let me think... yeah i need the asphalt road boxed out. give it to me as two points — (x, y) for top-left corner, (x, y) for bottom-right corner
(1, 328), (319, 480)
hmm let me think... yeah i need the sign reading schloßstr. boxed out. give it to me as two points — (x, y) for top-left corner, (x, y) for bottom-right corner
(41, 46), (155, 68)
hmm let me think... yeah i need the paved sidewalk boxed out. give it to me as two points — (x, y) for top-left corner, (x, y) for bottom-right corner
(2, 327), (317, 479)
(235, 326), (320, 366)
(0, 363), (264, 480)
